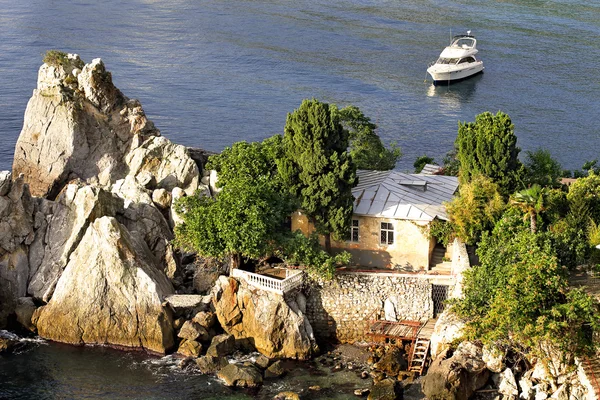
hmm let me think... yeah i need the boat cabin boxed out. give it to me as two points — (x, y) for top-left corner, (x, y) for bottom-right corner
(435, 55), (478, 65)
(451, 35), (476, 49)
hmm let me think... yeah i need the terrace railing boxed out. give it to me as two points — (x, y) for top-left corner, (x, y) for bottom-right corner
(232, 268), (304, 295)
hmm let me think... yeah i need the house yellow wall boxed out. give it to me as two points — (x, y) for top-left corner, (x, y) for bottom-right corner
(291, 211), (433, 270)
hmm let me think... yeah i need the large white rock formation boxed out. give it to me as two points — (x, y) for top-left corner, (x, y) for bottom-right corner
(34, 217), (175, 353)
(13, 55), (199, 199)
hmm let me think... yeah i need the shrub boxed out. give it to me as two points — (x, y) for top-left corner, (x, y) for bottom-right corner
(43, 50), (70, 67)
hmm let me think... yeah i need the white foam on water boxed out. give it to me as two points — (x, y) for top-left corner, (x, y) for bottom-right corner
(0, 330), (20, 340)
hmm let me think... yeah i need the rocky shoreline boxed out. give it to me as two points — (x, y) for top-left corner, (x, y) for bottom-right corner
(0, 53), (405, 399)
(1, 53), (596, 400)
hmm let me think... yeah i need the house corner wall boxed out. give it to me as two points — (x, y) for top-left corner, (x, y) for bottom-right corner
(305, 273), (434, 343)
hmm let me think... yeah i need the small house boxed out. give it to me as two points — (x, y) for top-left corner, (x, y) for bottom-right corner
(292, 168), (459, 270)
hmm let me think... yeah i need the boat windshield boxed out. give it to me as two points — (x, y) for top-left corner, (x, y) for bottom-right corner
(436, 57), (459, 64)
(452, 37), (476, 49)
(458, 56), (476, 63)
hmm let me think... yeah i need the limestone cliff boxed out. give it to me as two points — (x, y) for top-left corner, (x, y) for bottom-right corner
(13, 55), (199, 199)
(0, 173), (35, 326)
(0, 54), (203, 352)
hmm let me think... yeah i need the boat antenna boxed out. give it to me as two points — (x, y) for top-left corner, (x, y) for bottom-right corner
(467, 30), (471, 35)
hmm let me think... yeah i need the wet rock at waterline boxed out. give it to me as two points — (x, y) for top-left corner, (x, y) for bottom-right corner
(34, 217), (175, 353)
(217, 363), (263, 388)
(368, 378), (402, 400)
(195, 355), (229, 374)
(177, 339), (203, 357)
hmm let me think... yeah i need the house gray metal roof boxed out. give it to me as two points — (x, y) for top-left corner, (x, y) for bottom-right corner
(353, 170), (459, 221)
(420, 163), (443, 175)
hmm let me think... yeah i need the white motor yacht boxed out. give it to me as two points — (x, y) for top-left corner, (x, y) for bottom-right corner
(427, 31), (484, 85)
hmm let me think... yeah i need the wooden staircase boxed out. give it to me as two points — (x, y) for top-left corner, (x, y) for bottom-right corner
(409, 338), (430, 375)
(580, 356), (600, 398)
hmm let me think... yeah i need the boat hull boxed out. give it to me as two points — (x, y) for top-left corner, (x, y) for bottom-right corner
(428, 63), (484, 84)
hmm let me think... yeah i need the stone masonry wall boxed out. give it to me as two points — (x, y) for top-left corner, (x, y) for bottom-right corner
(305, 272), (434, 343)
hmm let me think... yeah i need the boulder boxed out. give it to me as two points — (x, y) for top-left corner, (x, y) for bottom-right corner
(373, 347), (407, 376)
(421, 343), (490, 400)
(192, 257), (228, 294)
(368, 378), (402, 400)
(15, 297), (37, 331)
(520, 371), (535, 400)
(493, 368), (518, 397)
(13, 57), (145, 198)
(483, 344), (505, 373)
(177, 339), (202, 357)
(34, 217), (175, 353)
(217, 363), (263, 388)
(0, 336), (19, 354)
(429, 309), (466, 358)
(0, 246), (30, 304)
(195, 355), (229, 374)
(124, 135), (199, 196)
(213, 276), (317, 359)
(0, 171), (12, 196)
(192, 311), (216, 330)
(264, 360), (286, 379)
(152, 189), (171, 210)
(254, 354), (271, 369)
(178, 321), (210, 342)
(273, 392), (301, 400)
(206, 334), (235, 357)
(165, 294), (212, 318)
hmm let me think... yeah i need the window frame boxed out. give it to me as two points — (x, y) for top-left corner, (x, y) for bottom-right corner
(380, 221), (394, 245)
(349, 219), (359, 243)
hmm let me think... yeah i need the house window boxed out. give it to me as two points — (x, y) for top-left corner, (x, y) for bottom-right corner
(350, 219), (359, 242)
(380, 222), (394, 245)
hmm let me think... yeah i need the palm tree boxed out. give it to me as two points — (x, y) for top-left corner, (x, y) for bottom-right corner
(510, 184), (545, 233)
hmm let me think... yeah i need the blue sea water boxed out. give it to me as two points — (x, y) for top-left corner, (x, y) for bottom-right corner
(0, 0), (599, 174)
(0, 0), (599, 397)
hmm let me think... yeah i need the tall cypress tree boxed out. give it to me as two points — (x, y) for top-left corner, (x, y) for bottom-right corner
(456, 111), (523, 196)
(279, 99), (357, 252)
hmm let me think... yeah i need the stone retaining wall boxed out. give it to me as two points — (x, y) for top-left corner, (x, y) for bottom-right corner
(305, 272), (438, 343)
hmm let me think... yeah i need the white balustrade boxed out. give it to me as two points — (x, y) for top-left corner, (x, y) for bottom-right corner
(232, 268), (304, 294)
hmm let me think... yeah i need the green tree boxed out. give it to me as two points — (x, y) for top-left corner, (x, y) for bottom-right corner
(175, 175), (295, 269)
(524, 149), (563, 188)
(442, 148), (460, 176)
(455, 111), (523, 195)
(510, 184), (545, 233)
(567, 172), (600, 223)
(278, 99), (357, 252)
(446, 174), (505, 245)
(413, 155), (435, 173)
(454, 226), (600, 358)
(175, 138), (296, 269)
(337, 105), (401, 171)
(208, 135), (284, 188)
